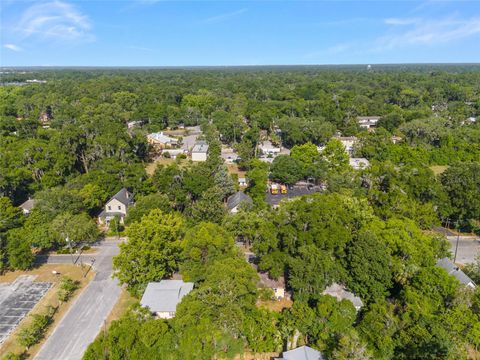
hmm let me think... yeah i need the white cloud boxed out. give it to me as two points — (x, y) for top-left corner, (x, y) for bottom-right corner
(4, 44), (23, 52)
(377, 16), (480, 50)
(17, 1), (94, 42)
(201, 8), (247, 24)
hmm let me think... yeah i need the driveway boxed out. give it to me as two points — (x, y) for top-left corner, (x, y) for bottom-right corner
(34, 240), (122, 360)
(446, 235), (480, 265)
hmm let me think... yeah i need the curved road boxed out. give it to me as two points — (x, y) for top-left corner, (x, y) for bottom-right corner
(35, 240), (122, 360)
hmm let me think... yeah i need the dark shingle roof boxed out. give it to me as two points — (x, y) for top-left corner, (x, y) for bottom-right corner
(110, 188), (134, 206)
(226, 191), (252, 210)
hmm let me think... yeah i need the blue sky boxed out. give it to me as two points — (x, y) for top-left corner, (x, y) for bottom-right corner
(1, 1), (480, 66)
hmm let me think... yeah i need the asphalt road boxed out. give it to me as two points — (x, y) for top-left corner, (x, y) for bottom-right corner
(446, 235), (480, 265)
(34, 240), (122, 360)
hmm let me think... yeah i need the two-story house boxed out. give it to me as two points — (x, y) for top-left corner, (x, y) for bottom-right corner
(98, 188), (134, 225)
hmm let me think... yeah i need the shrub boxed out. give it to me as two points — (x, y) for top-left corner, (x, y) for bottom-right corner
(57, 277), (80, 303)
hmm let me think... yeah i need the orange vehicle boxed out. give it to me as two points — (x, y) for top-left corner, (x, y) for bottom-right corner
(280, 184), (288, 194)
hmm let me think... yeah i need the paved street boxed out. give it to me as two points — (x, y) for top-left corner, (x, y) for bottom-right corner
(34, 240), (122, 360)
(446, 235), (480, 265)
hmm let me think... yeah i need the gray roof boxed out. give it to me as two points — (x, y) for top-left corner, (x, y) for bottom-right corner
(192, 141), (209, 153)
(140, 280), (194, 313)
(276, 346), (324, 360)
(323, 283), (363, 310)
(110, 188), (134, 206)
(148, 132), (178, 144)
(436, 258), (476, 287)
(226, 191), (253, 210)
(19, 199), (35, 211)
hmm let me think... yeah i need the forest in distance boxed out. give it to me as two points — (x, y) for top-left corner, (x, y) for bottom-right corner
(1, 64), (480, 359)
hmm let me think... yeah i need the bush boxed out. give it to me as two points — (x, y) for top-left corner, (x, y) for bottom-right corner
(17, 306), (56, 349)
(177, 153), (187, 160)
(163, 151), (171, 158)
(57, 277), (80, 303)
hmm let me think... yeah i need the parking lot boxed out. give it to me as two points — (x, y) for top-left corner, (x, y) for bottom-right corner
(0, 275), (51, 344)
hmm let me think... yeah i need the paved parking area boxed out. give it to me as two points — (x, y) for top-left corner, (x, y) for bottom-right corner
(447, 236), (480, 265)
(0, 275), (51, 344)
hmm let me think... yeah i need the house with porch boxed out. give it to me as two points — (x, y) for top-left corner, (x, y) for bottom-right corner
(98, 188), (134, 225)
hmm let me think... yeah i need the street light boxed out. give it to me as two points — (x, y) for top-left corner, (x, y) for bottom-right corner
(453, 221), (460, 264)
(66, 236), (75, 265)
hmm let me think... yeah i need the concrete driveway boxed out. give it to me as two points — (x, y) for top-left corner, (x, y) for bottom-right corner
(34, 240), (122, 360)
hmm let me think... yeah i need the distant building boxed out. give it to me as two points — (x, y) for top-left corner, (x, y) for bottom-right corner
(147, 132), (179, 149)
(358, 116), (380, 130)
(127, 120), (142, 129)
(19, 198), (35, 215)
(275, 346), (324, 360)
(140, 280), (194, 319)
(349, 157), (370, 170)
(259, 141), (281, 156)
(98, 188), (134, 225)
(226, 191), (253, 213)
(191, 141), (209, 162)
(334, 136), (357, 155)
(436, 258), (476, 288)
(258, 272), (286, 300)
(323, 283), (363, 311)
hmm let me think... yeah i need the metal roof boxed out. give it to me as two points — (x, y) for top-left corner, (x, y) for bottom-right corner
(436, 258), (476, 287)
(192, 141), (209, 153)
(276, 346), (324, 360)
(140, 280), (194, 313)
(323, 283), (363, 309)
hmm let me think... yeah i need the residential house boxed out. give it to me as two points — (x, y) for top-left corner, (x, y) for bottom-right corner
(436, 258), (476, 288)
(349, 157), (370, 170)
(334, 136), (357, 155)
(226, 191), (253, 213)
(140, 280), (194, 319)
(19, 198), (35, 215)
(258, 272), (286, 300)
(191, 141), (209, 161)
(98, 188), (134, 225)
(323, 283), (363, 311)
(358, 116), (380, 130)
(259, 140), (281, 156)
(147, 132), (179, 149)
(275, 346), (324, 360)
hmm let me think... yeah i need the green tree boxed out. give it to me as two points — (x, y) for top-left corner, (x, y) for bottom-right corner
(321, 139), (350, 172)
(113, 209), (183, 296)
(270, 155), (303, 184)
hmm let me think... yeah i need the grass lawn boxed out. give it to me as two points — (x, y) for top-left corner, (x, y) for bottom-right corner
(0, 264), (94, 359)
(257, 297), (293, 312)
(227, 164), (246, 178)
(105, 288), (137, 327)
(145, 157), (189, 176)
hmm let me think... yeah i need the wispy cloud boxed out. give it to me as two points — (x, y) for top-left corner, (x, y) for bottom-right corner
(4, 44), (23, 52)
(376, 16), (480, 50)
(16, 1), (94, 42)
(201, 8), (247, 24)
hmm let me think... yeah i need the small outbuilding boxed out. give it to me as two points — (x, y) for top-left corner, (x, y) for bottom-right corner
(349, 157), (370, 170)
(140, 280), (194, 319)
(191, 141), (209, 162)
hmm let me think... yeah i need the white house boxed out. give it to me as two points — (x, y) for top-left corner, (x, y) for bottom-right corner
(358, 116), (380, 130)
(259, 141), (281, 156)
(436, 258), (476, 289)
(98, 188), (134, 225)
(140, 280), (194, 319)
(323, 283), (364, 311)
(275, 346), (324, 360)
(349, 157), (370, 170)
(191, 141), (209, 162)
(147, 132), (179, 149)
(335, 136), (358, 155)
(19, 198), (35, 215)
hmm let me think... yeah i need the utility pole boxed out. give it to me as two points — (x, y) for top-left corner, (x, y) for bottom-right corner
(66, 236), (75, 265)
(453, 221), (460, 263)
